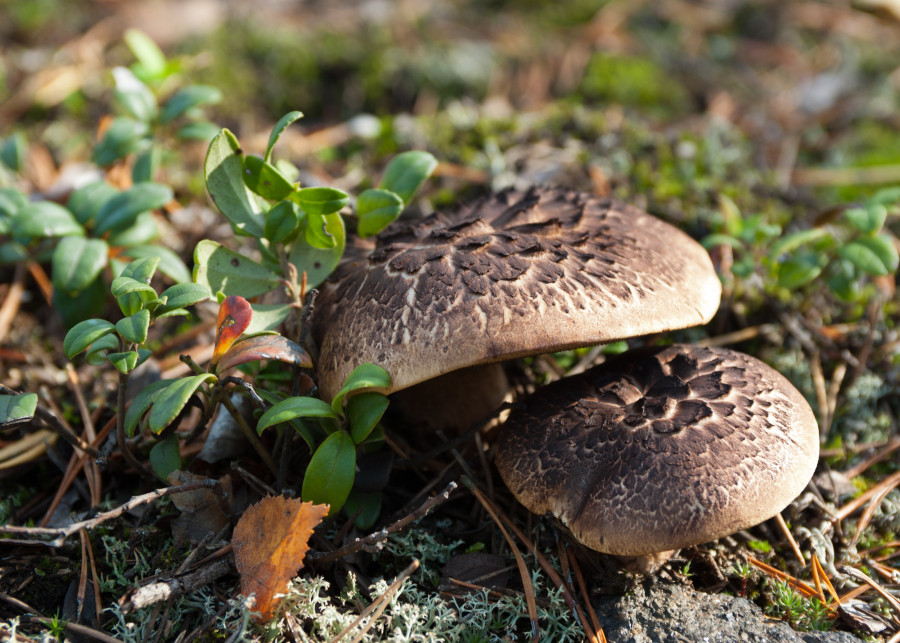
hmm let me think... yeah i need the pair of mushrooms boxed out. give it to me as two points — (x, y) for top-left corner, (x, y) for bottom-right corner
(310, 187), (819, 560)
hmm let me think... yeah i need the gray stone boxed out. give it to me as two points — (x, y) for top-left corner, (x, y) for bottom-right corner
(592, 576), (862, 643)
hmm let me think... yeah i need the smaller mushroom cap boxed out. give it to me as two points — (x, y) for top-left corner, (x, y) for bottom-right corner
(311, 187), (721, 401)
(495, 344), (819, 556)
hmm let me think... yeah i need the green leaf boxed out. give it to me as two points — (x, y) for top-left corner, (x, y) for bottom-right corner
(124, 29), (167, 80)
(867, 187), (900, 207)
(331, 363), (392, 414)
(86, 333), (119, 366)
(257, 397), (338, 434)
(288, 212), (345, 288)
(124, 379), (174, 436)
(1, 132), (27, 172)
(0, 242), (27, 264)
(356, 189), (404, 238)
(246, 303), (293, 335)
(112, 67), (158, 122)
(67, 181), (119, 226)
(107, 211), (159, 247)
(305, 213), (337, 249)
(54, 279), (107, 328)
(838, 236), (900, 276)
(204, 128), (265, 237)
(159, 85), (222, 123)
(243, 155), (296, 201)
(768, 228), (829, 259)
(158, 282), (210, 312)
(120, 245), (191, 284)
(132, 147), (160, 183)
(827, 259), (861, 302)
(701, 233), (744, 250)
(0, 187), (28, 218)
(264, 200), (303, 244)
(776, 253), (825, 289)
(116, 309), (151, 344)
(347, 393), (389, 444)
(111, 275), (157, 299)
(0, 393), (37, 426)
(845, 204), (887, 235)
(266, 111), (304, 162)
(94, 182), (172, 235)
(302, 430), (356, 514)
(51, 237), (108, 295)
(92, 117), (149, 166)
(13, 202), (83, 239)
(193, 240), (281, 298)
(291, 186), (349, 216)
(149, 434), (181, 479)
(147, 374), (217, 433)
(63, 319), (116, 359)
(377, 151), (437, 204)
(107, 350), (140, 374)
(175, 121), (220, 141)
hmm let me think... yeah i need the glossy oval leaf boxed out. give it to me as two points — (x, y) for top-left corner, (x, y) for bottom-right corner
(116, 308), (151, 345)
(243, 155), (296, 201)
(347, 392), (389, 444)
(215, 334), (312, 375)
(331, 363), (392, 414)
(64, 319), (116, 359)
(86, 333), (119, 366)
(212, 295), (252, 364)
(112, 66), (157, 122)
(0, 393), (37, 427)
(288, 212), (345, 288)
(356, 188), (404, 238)
(204, 128), (265, 238)
(107, 211), (158, 246)
(768, 228), (829, 260)
(246, 303), (293, 335)
(194, 240), (281, 298)
(0, 187), (28, 219)
(838, 235), (900, 276)
(845, 204), (887, 235)
(120, 244), (191, 284)
(377, 150), (437, 204)
(1, 132), (27, 172)
(67, 181), (119, 226)
(266, 110), (304, 162)
(158, 282), (211, 313)
(107, 350), (140, 374)
(176, 121), (221, 142)
(305, 213), (337, 249)
(301, 430), (356, 514)
(776, 253), (824, 289)
(159, 85), (222, 124)
(149, 434), (181, 479)
(14, 202), (83, 239)
(257, 396), (338, 434)
(132, 147), (160, 183)
(94, 182), (172, 235)
(148, 374), (217, 433)
(264, 200), (303, 243)
(92, 117), (149, 166)
(51, 237), (108, 295)
(291, 186), (349, 216)
(124, 379), (175, 436)
(124, 28), (166, 80)
(111, 275), (157, 299)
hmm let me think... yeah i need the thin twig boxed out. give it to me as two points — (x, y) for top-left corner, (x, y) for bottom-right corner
(119, 558), (234, 613)
(775, 513), (805, 567)
(0, 591), (120, 643)
(309, 481), (457, 564)
(0, 481), (225, 547)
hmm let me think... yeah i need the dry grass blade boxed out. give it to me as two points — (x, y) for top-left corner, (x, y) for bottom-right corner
(0, 263), (25, 344)
(0, 429), (58, 469)
(841, 565), (900, 620)
(849, 482), (897, 549)
(835, 470), (900, 522)
(842, 437), (900, 479)
(464, 481), (540, 642)
(566, 544), (606, 643)
(327, 559), (420, 643)
(775, 513), (805, 567)
(748, 557), (836, 613)
(811, 554), (841, 606)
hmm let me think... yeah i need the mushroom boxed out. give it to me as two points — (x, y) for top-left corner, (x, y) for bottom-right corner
(310, 187), (722, 428)
(494, 343), (819, 562)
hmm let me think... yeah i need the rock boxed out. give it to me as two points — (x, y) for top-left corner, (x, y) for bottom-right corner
(593, 576), (862, 643)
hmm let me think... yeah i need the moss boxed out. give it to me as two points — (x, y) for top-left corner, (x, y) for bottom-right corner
(579, 53), (692, 118)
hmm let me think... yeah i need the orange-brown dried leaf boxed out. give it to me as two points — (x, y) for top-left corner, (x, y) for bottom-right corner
(232, 495), (329, 621)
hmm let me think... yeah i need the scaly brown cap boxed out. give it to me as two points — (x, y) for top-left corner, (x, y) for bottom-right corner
(495, 344), (820, 556)
(311, 187), (721, 401)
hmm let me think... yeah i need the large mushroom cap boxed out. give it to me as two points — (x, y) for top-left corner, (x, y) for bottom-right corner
(311, 187), (721, 401)
(495, 344), (820, 557)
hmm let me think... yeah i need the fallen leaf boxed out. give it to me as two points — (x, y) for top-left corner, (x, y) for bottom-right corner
(232, 495), (329, 621)
(167, 471), (232, 545)
(214, 334), (312, 375)
(212, 295), (252, 365)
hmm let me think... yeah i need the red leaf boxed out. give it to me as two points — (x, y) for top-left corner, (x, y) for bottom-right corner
(212, 295), (252, 365)
(214, 334), (313, 375)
